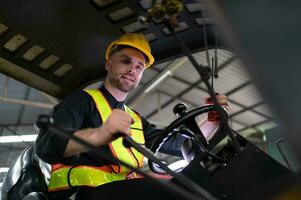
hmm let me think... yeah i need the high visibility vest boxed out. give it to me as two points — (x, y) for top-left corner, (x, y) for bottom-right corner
(48, 89), (145, 192)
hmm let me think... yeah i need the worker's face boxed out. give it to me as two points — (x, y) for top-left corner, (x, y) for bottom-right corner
(105, 48), (146, 93)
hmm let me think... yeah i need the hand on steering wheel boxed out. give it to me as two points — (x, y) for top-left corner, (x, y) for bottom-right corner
(148, 104), (229, 174)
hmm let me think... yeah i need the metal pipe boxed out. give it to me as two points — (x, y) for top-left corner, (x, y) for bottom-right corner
(0, 96), (54, 109)
(2, 76), (9, 97)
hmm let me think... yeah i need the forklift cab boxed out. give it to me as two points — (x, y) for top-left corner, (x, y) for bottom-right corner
(1, 104), (295, 200)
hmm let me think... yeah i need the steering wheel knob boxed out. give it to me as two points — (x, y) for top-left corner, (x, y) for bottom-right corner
(173, 103), (187, 116)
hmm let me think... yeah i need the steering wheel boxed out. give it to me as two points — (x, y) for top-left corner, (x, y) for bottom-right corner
(148, 103), (228, 174)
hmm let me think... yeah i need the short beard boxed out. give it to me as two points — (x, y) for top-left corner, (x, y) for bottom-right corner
(109, 75), (136, 93)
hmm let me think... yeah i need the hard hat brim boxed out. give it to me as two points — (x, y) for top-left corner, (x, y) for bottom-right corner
(105, 41), (154, 68)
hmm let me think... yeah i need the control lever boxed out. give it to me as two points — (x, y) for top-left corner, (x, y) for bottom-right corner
(173, 103), (187, 116)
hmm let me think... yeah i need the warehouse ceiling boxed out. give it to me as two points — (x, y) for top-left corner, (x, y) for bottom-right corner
(0, 0), (279, 187)
(0, 0), (221, 98)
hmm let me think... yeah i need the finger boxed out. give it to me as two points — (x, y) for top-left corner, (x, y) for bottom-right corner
(130, 117), (134, 125)
(125, 128), (132, 136)
(123, 113), (134, 125)
(112, 109), (128, 116)
(113, 111), (131, 124)
(122, 115), (133, 126)
(119, 111), (133, 123)
(219, 95), (227, 99)
(218, 99), (228, 105)
(119, 120), (132, 132)
(118, 126), (131, 136)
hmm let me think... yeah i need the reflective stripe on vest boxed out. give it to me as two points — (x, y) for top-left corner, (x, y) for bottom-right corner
(48, 165), (126, 191)
(48, 89), (145, 191)
(85, 89), (145, 172)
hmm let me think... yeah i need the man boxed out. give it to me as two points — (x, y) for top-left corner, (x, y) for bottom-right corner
(35, 33), (227, 200)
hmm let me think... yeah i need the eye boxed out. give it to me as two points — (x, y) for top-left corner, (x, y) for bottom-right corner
(136, 65), (143, 71)
(121, 58), (132, 65)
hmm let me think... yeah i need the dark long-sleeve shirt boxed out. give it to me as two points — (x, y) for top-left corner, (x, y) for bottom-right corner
(35, 86), (184, 166)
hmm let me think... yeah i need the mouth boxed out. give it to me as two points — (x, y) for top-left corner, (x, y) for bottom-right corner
(121, 75), (135, 83)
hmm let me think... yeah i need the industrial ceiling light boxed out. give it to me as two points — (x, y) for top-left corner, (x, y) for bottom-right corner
(22, 45), (45, 62)
(194, 18), (214, 26)
(139, 0), (152, 10)
(143, 57), (187, 94)
(144, 70), (172, 94)
(0, 23), (9, 37)
(90, 0), (117, 9)
(185, 3), (203, 13)
(39, 55), (60, 70)
(107, 7), (135, 23)
(53, 63), (74, 78)
(144, 33), (157, 42)
(3, 34), (29, 52)
(0, 134), (37, 143)
(162, 22), (189, 35)
(122, 21), (148, 33)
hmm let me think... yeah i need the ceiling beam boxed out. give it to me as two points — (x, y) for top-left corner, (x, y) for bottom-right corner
(0, 96), (54, 109)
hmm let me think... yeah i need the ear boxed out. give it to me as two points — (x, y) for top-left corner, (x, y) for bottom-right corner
(105, 59), (111, 71)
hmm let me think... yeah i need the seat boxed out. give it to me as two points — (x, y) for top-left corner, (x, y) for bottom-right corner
(1, 146), (49, 200)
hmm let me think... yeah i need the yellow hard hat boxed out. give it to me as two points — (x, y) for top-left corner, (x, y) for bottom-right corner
(105, 33), (155, 68)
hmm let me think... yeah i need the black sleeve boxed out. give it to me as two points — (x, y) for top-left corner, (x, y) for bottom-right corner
(142, 117), (185, 157)
(35, 90), (92, 164)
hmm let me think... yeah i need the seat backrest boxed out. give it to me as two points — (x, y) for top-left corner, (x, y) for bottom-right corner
(1, 146), (48, 200)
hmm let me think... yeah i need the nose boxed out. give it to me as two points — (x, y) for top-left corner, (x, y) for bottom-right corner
(127, 64), (135, 73)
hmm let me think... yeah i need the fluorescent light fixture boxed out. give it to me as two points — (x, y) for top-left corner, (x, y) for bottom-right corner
(91, 0), (117, 9)
(144, 70), (172, 94)
(162, 22), (189, 35)
(0, 134), (37, 143)
(143, 57), (187, 94)
(53, 63), (74, 78)
(139, 0), (152, 10)
(168, 160), (189, 171)
(144, 33), (157, 42)
(122, 21), (148, 33)
(0, 23), (9, 36)
(107, 7), (134, 22)
(0, 167), (9, 173)
(22, 45), (45, 62)
(39, 55), (60, 70)
(185, 3), (203, 13)
(194, 18), (214, 26)
(3, 34), (29, 52)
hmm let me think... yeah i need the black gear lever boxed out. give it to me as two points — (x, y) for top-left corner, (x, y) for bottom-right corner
(173, 103), (187, 116)
(36, 114), (53, 129)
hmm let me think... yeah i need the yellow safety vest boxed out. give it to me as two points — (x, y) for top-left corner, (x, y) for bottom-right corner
(48, 89), (145, 191)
